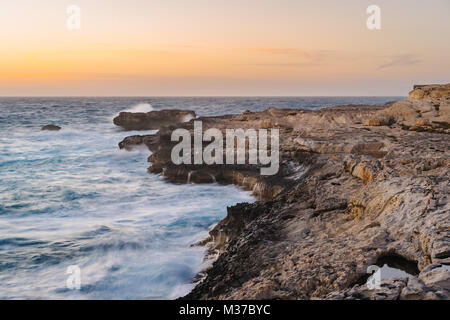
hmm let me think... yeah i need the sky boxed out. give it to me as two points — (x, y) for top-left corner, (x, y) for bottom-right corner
(0, 0), (449, 96)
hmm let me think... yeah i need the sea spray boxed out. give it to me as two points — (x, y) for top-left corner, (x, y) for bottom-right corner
(122, 103), (154, 113)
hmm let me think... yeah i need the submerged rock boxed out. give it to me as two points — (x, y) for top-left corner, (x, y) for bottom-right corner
(41, 125), (61, 131)
(113, 109), (196, 130)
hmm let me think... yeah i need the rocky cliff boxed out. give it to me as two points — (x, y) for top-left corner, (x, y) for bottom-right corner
(118, 84), (449, 300)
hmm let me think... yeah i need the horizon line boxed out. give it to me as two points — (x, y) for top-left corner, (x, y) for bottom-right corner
(0, 95), (407, 98)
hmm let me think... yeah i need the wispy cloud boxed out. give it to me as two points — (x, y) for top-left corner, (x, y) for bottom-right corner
(378, 54), (420, 69)
(255, 48), (309, 55)
(251, 48), (333, 67)
(255, 48), (332, 59)
(246, 63), (321, 68)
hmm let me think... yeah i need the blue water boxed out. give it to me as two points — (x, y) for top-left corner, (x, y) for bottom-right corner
(0, 96), (402, 299)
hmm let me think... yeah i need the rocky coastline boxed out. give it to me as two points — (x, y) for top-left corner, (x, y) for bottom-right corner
(116, 84), (449, 300)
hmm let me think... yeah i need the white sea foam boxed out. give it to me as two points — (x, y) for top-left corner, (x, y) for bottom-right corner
(110, 103), (154, 122)
(181, 113), (195, 122)
(122, 103), (153, 113)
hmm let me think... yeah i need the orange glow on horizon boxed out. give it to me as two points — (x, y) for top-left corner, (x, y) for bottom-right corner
(0, 0), (448, 96)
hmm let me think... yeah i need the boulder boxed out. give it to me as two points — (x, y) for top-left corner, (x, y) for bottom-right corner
(41, 125), (61, 131)
(113, 109), (195, 130)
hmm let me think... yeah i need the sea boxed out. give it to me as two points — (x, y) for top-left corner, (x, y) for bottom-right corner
(0, 96), (403, 299)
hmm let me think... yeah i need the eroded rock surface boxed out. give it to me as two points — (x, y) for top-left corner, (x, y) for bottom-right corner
(113, 109), (196, 130)
(118, 84), (449, 300)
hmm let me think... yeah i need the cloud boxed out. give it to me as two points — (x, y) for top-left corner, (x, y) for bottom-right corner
(252, 48), (333, 67)
(255, 48), (332, 59)
(245, 63), (321, 68)
(254, 48), (309, 55)
(378, 54), (420, 69)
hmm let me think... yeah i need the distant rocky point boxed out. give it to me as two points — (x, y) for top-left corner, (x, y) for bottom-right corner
(41, 125), (61, 131)
(365, 83), (449, 134)
(113, 109), (196, 130)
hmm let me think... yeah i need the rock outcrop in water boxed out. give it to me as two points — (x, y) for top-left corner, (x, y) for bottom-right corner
(41, 124), (61, 131)
(113, 109), (196, 130)
(119, 84), (449, 300)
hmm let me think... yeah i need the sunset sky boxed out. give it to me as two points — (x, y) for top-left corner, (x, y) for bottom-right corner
(0, 0), (449, 96)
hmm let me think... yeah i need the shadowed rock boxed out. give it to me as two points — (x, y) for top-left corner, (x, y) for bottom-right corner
(113, 109), (196, 130)
(41, 125), (61, 131)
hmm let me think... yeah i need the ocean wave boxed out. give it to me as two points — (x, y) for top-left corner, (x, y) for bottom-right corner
(0, 237), (47, 247)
